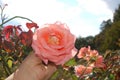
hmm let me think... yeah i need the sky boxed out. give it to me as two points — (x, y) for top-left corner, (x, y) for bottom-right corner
(0, 0), (120, 37)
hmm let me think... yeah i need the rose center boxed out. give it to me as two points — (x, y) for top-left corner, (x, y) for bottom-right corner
(48, 35), (59, 45)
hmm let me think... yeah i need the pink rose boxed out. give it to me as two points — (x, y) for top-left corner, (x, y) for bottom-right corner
(32, 22), (77, 65)
(90, 55), (105, 68)
(94, 55), (105, 68)
(75, 65), (93, 77)
(77, 46), (98, 61)
(77, 46), (91, 59)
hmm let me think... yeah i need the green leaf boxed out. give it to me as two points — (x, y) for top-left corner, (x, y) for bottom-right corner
(109, 74), (115, 80)
(7, 59), (12, 68)
(64, 58), (77, 66)
(49, 70), (59, 80)
(72, 74), (78, 80)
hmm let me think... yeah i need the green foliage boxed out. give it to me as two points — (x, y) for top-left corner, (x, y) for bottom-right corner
(104, 21), (120, 49)
(7, 58), (13, 68)
(100, 19), (112, 31)
(50, 66), (75, 80)
(64, 58), (77, 66)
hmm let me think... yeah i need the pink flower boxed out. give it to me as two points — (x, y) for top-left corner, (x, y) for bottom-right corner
(77, 46), (98, 61)
(32, 22), (77, 65)
(75, 65), (93, 77)
(77, 46), (90, 58)
(94, 55), (105, 68)
(90, 55), (105, 68)
(89, 50), (98, 57)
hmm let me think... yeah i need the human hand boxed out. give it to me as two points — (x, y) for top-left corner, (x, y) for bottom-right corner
(6, 52), (57, 80)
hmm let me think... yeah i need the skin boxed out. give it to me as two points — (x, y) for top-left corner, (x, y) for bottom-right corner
(5, 52), (57, 80)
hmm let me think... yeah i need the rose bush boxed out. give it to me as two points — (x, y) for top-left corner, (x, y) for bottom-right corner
(32, 22), (77, 65)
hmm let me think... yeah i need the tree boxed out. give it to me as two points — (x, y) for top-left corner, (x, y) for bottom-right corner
(75, 36), (95, 50)
(113, 4), (120, 22)
(100, 19), (112, 31)
(102, 21), (120, 50)
(94, 19), (112, 52)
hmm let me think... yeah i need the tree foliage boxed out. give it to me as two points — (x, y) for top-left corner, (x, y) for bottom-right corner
(113, 4), (120, 22)
(102, 21), (120, 51)
(94, 19), (112, 52)
(75, 36), (94, 50)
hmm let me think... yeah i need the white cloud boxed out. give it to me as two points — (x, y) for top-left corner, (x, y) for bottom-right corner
(2, 0), (81, 25)
(68, 20), (100, 37)
(77, 0), (112, 15)
(103, 0), (120, 11)
(1, 0), (114, 37)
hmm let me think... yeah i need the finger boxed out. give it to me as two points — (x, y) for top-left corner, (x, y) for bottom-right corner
(44, 63), (57, 80)
(5, 73), (14, 80)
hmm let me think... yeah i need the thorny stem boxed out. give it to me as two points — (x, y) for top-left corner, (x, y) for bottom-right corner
(0, 16), (34, 27)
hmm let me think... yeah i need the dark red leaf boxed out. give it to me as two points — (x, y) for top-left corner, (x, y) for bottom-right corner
(14, 25), (22, 36)
(0, 35), (3, 48)
(16, 25), (22, 31)
(2, 25), (14, 41)
(3, 40), (14, 53)
(26, 22), (39, 29)
(19, 30), (33, 46)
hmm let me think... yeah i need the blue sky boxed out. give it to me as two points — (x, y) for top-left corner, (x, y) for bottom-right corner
(0, 0), (120, 37)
